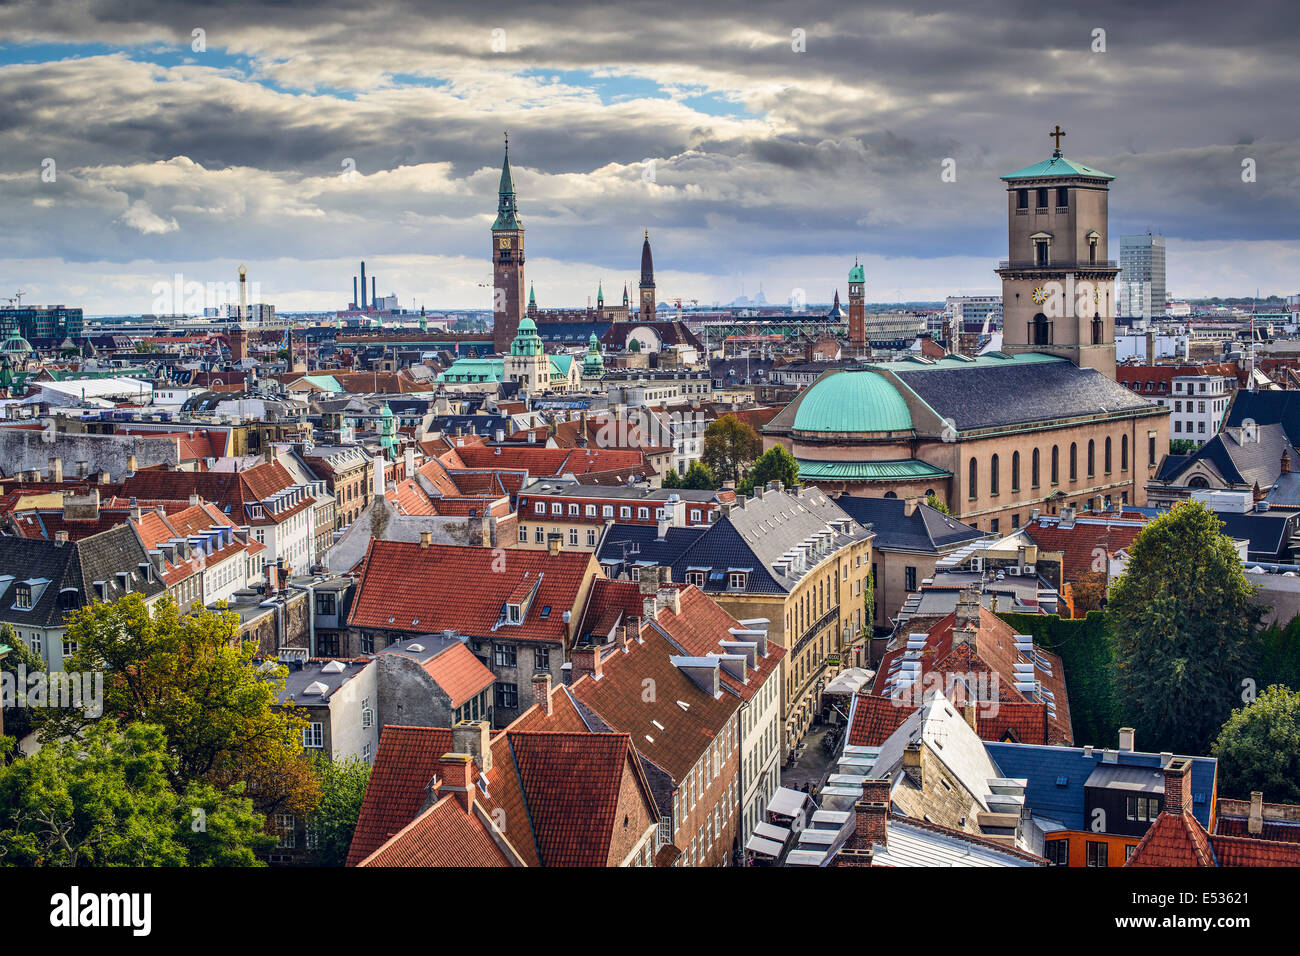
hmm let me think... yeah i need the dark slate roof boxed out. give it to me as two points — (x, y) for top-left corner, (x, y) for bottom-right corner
(596, 525), (708, 573)
(1265, 472), (1300, 508)
(1225, 390), (1300, 446)
(710, 357), (775, 384)
(0, 524), (165, 629)
(1159, 423), (1291, 489)
(596, 487), (872, 595)
(891, 358), (1161, 431)
(834, 496), (985, 553)
(431, 414), (512, 438)
(986, 741), (1216, 832)
(1214, 511), (1296, 561)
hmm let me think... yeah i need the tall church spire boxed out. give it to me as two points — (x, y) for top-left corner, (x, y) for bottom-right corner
(639, 230), (656, 317)
(493, 133), (522, 231)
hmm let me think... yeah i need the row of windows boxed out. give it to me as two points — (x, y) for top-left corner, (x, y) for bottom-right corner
(969, 437), (1131, 499)
(531, 500), (707, 523)
(519, 525), (599, 547)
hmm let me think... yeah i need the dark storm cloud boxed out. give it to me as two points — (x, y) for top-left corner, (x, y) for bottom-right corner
(0, 0), (1294, 310)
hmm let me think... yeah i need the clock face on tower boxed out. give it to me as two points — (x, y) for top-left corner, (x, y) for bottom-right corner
(498, 237), (511, 249)
(1032, 286), (1049, 304)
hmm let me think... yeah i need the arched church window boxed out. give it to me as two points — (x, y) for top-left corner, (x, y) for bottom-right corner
(990, 454), (1000, 496)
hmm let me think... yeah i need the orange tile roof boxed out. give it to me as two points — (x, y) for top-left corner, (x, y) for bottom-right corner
(847, 694), (917, 748)
(347, 540), (596, 644)
(356, 795), (510, 867)
(422, 643), (495, 708)
(1023, 519), (1145, 583)
(347, 726), (454, 866)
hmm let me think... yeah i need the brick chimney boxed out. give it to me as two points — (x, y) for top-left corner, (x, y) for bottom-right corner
(1162, 757), (1193, 815)
(1118, 727), (1135, 752)
(420, 530), (432, 548)
(438, 753), (476, 812)
(656, 586), (681, 616)
(861, 777), (891, 804)
(571, 645), (602, 682)
(547, 536), (562, 557)
(532, 673), (552, 716)
(962, 702), (979, 734)
(638, 566), (662, 596)
(837, 846), (874, 867)
(853, 800), (889, 851)
(1283, 451), (1291, 476)
(49, 457), (62, 482)
(642, 596), (658, 622)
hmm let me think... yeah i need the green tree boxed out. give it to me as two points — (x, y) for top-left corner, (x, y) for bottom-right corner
(1169, 438), (1200, 456)
(305, 754), (372, 866)
(46, 595), (320, 820)
(0, 623), (46, 752)
(0, 720), (271, 866)
(1212, 684), (1300, 802)
(679, 461), (717, 491)
(739, 446), (799, 496)
(702, 415), (762, 484)
(660, 469), (682, 489)
(1108, 500), (1263, 753)
(924, 492), (951, 515)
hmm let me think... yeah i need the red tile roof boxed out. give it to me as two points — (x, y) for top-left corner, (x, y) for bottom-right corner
(423, 643), (495, 708)
(847, 694), (917, 748)
(1023, 518), (1145, 583)
(870, 606), (1072, 745)
(347, 726), (453, 866)
(347, 540), (596, 645)
(356, 795), (510, 867)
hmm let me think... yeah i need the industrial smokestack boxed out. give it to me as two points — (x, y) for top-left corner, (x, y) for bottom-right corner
(238, 264), (248, 323)
(353, 276), (358, 309)
(360, 260), (367, 310)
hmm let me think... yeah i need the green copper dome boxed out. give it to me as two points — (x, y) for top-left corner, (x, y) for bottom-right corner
(793, 369), (913, 434)
(848, 262), (865, 284)
(0, 335), (33, 354)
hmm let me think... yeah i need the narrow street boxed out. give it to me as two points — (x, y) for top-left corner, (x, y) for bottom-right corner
(780, 723), (839, 794)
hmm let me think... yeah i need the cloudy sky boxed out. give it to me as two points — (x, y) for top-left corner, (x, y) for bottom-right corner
(0, 0), (1295, 315)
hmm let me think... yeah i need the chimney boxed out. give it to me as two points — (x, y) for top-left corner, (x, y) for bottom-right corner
(547, 536), (562, 557)
(1283, 451), (1291, 476)
(962, 702), (979, 734)
(438, 753), (475, 812)
(49, 458), (62, 482)
(54, 530), (69, 545)
(1118, 727), (1135, 752)
(954, 585), (981, 629)
(452, 719), (492, 774)
(642, 596), (658, 622)
(656, 586), (681, 616)
(570, 645), (602, 682)
(837, 846), (874, 867)
(1162, 757), (1193, 815)
(1248, 791), (1264, 836)
(902, 742), (923, 788)
(861, 777), (891, 804)
(853, 800), (889, 851)
(420, 530), (432, 549)
(532, 673), (552, 716)
(638, 566), (662, 596)
(620, 616), (640, 650)
(126, 454), (138, 473)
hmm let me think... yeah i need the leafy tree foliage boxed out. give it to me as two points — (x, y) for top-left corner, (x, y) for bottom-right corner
(701, 415), (762, 484)
(0, 720), (272, 866)
(305, 754), (372, 866)
(1108, 500), (1263, 754)
(1169, 438), (1200, 455)
(46, 595), (320, 819)
(739, 446), (799, 496)
(1212, 684), (1300, 802)
(0, 623), (45, 752)
(923, 492), (951, 515)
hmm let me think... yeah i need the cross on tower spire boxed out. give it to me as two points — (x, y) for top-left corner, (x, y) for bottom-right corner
(1049, 124), (1066, 156)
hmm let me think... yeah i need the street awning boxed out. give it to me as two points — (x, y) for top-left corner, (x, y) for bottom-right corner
(745, 835), (784, 858)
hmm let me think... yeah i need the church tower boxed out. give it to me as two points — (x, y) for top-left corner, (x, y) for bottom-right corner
(639, 231), (656, 318)
(492, 135), (526, 354)
(998, 127), (1117, 379)
(847, 260), (866, 350)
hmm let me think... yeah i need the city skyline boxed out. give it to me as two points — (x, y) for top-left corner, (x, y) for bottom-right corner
(0, 0), (1296, 314)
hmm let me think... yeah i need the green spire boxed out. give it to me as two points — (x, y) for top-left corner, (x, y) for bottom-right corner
(492, 133), (523, 231)
(529, 282), (536, 306)
(597, 282), (604, 305)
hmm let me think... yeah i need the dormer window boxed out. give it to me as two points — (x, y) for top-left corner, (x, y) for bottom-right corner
(728, 571), (747, 590)
(506, 603), (522, 623)
(14, 584), (32, 610)
(535, 502), (545, 515)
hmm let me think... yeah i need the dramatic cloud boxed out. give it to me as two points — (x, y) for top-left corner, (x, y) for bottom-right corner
(0, 0), (1294, 313)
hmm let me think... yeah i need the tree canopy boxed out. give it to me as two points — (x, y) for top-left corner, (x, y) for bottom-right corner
(1108, 500), (1262, 754)
(662, 460), (717, 491)
(0, 720), (272, 866)
(1212, 684), (1300, 802)
(305, 754), (372, 866)
(701, 415), (762, 484)
(739, 446), (799, 496)
(46, 595), (319, 819)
